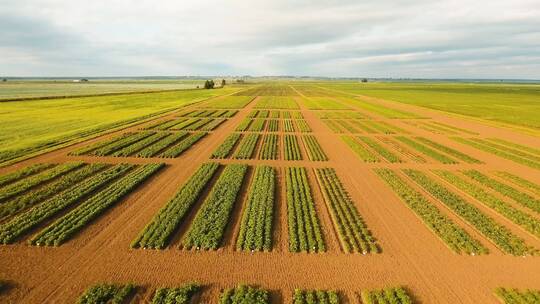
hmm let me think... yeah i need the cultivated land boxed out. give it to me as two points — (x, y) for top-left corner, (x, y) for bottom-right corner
(0, 81), (539, 303)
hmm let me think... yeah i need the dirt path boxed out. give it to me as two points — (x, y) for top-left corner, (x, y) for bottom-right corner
(1, 90), (540, 303)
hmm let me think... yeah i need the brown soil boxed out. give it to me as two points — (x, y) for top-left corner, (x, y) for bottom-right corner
(1, 89), (540, 304)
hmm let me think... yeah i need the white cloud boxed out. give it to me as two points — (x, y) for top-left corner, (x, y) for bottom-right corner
(0, 0), (539, 78)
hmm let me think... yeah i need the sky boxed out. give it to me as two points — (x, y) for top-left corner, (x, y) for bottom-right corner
(1, 0), (540, 78)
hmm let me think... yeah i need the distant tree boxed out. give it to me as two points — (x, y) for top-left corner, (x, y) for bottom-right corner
(236, 79), (245, 83)
(1, 78), (6, 82)
(221, 79), (226, 87)
(204, 80), (215, 89)
(361, 78), (368, 83)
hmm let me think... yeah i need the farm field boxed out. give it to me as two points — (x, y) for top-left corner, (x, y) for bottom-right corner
(1, 82), (540, 303)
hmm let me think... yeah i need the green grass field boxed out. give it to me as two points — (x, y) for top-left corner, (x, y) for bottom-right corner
(319, 82), (540, 130)
(0, 88), (237, 165)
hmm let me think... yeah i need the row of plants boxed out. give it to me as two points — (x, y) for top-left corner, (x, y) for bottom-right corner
(303, 97), (350, 110)
(293, 289), (340, 304)
(415, 137), (482, 164)
(254, 96), (300, 109)
(452, 137), (540, 170)
(152, 283), (200, 304)
(0, 164), (134, 244)
(74, 132), (154, 156)
(379, 137), (427, 163)
(259, 134), (279, 160)
(248, 119), (266, 131)
(315, 168), (379, 253)
(396, 137), (457, 164)
(147, 118), (189, 130)
(77, 283), (136, 304)
(111, 132), (170, 157)
(284, 120), (296, 132)
(159, 132), (207, 158)
(341, 136), (379, 162)
(335, 120), (359, 133)
(211, 133), (242, 159)
(235, 118), (252, 131)
(173, 118), (220, 131)
(428, 121), (478, 135)
(182, 164), (248, 250)
(199, 118), (227, 131)
(233, 134), (261, 159)
(494, 287), (540, 304)
(0, 163), (109, 220)
(30, 164), (164, 246)
(436, 170), (540, 237)
(303, 135), (328, 161)
(135, 132), (189, 157)
(0, 162), (83, 203)
(476, 139), (540, 162)
(465, 170), (540, 214)
(359, 287), (413, 304)
(284, 135), (303, 161)
(488, 138), (540, 157)
(322, 120), (343, 133)
(203, 96), (254, 108)
(286, 167), (326, 253)
(219, 284), (270, 304)
(0, 163), (54, 189)
(374, 169), (487, 255)
(367, 121), (409, 134)
(495, 171), (540, 197)
(316, 111), (365, 119)
(404, 169), (535, 256)
(267, 119), (279, 132)
(180, 109), (237, 118)
(296, 120), (312, 132)
(132, 163), (219, 249)
(358, 137), (402, 163)
(236, 166), (275, 251)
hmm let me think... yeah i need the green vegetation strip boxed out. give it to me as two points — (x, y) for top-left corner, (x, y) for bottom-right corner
(284, 120), (296, 132)
(112, 132), (170, 157)
(293, 289), (340, 304)
(375, 169), (486, 255)
(316, 168), (379, 253)
(159, 132), (207, 158)
(358, 137), (401, 163)
(233, 133), (260, 159)
(284, 135), (303, 161)
(79, 132), (154, 156)
(435, 170), (540, 239)
(342, 136), (379, 162)
(152, 283), (200, 304)
(211, 133), (242, 159)
(494, 287), (540, 304)
(182, 164), (247, 250)
(235, 118), (251, 131)
(0, 163), (55, 189)
(219, 285), (270, 304)
(303, 135), (328, 161)
(0, 163), (109, 219)
(0, 164), (133, 244)
(0, 162), (83, 203)
(495, 172), (540, 197)
(488, 138), (540, 158)
(236, 166), (275, 251)
(77, 283), (136, 304)
(286, 167), (326, 253)
(360, 287), (413, 304)
(132, 163), (218, 249)
(465, 171), (540, 214)
(296, 120), (312, 132)
(260, 134), (279, 160)
(405, 169), (535, 256)
(31, 164), (164, 246)
(135, 132), (189, 157)
(396, 137), (456, 164)
(248, 119), (266, 131)
(267, 119), (279, 132)
(415, 137), (482, 164)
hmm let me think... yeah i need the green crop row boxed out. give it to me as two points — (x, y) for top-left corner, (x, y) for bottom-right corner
(0, 162), (83, 204)
(415, 137), (482, 164)
(211, 133), (242, 159)
(284, 120), (296, 132)
(486, 138), (540, 159)
(135, 132), (189, 157)
(495, 171), (540, 197)
(77, 283), (135, 304)
(152, 283), (200, 304)
(293, 289), (340, 304)
(324, 120), (345, 133)
(316, 111), (365, 120)
(159, 132), (207, 158)
(396, 137), (456, 164)
(270, 110), (281, 118)
(259, 134), (279, 160)
(286, 167), (326, 253)
(284, 135), (303, 161)
(180, 109), (237, 118)
(350, 120), (376, 133)
(267, 119), (279, 132)
(379, 137), (427, 163)
(132, 163), (219, 249)
(236, 166), (275, 251)
(405, 169), (536, 256)
(219, 285), (270, 304)
(255, 96), (299, 109)
(0, 163), (108, 220)
(303, 97), (350, 110)
(374, 169), (487, 255)
(335, 120), (359, 133)
(200, 118), (227, 131)
(465, 171), (540, 214)
(203, 96), (254, 108)
(358, 137), (402, 163)
(248, 119), (266, 131)
(0, 163), (55, 189)
(494, 287), (540, 304)
(303, 135), (328, 161)
(360, 287), (413, 304)
(316, 168), (378, 253)
(342, 136), (379, 162)
(453, 137), (540, 170)
(296, 120), (312, 132)
(31, 164), (164, 246)
(233, 133), (260, 159)
(236, 118), (252, 131)
(182, 164), (247, 250)
(112, 132), (170, 157)
(429, 121), (478, 135)
(436, 170), (540, 238)
(73, 132), (153, 156)
(0, 164), (133, 244)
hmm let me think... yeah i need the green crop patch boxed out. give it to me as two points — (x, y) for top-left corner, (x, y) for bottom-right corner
(255, 96), (300, 109)
(342, 136), (380, 162)
(303, 135), (328, 161)
(152, 283), (201, 304)
(286, 167), (326, 253)
(201, 96), (254, 108)
(293, 289), (341, 304)
(495, 171), (540, 197)
(259, 134), (279, 160)
(302, 97), (351, 110)
(284, 135), (303, 160)
(396, 137), (457, 164)
(494, 287), (540, 304)
(219, 285), (270, 304)
(233, 133), (261, 159)
(77, 283), (136, 304)
(359, 286), (414, 304)
(358, 137), (402, 163)
(235, 84), (298, 96)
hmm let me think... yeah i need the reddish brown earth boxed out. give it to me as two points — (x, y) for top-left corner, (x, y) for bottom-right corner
(1, 88), (540, 303)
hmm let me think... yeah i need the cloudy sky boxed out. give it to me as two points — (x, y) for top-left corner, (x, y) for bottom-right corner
(1, 0), (540, 78)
